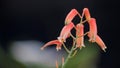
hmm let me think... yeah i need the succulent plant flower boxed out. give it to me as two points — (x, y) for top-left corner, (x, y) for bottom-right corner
(87, 18), (107, 51)
(58, 22), (75, 42)
(40, 7), (107, 68)
(88, 18), (97, 42)
(65, 9), (81, 25)
(41, 40), (62, 51)
(95, 35), (107, 51)
(76, 24), (85, 48)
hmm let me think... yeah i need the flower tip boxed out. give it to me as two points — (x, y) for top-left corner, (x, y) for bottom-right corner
(79, 46), (85, 50)
(88, 39), (96, 43)
(57, 37), (64, 43)
(56, 47), (61, 51)
(102, 48), (106, 52)
(82, 45), (86, 48)
(102, 46), (107, 52)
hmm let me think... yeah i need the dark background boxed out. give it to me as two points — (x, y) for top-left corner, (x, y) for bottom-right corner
(0, 0), (119, 68)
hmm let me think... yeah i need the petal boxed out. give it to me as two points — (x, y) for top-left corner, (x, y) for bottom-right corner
(83, 8), (91, 21)
(65, 9), (81, 25)
(76, 24), (85, 48)
(96, 35), (107, 51)
(41, 40), (62, 50)
(88, 18), (97, 42)
(58, 22), (75, 42)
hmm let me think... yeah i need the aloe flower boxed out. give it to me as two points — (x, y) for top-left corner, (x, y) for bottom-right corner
(83, 8), (91, 21)
(76, 24), (85, 48)
(88, 18), (97, 42)
(65, 9), (81, 25)
(41, 40), (62, 51)
(58, 22), (74, 42)
(95, 35), (107, 51)
(87, 18), (107, 51)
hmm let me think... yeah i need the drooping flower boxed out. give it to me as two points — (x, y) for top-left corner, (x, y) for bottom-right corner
(88, 18), (97, 42)
(65, 9), (81, 25)
(58, 22), (74, 42)
(87, 18), (107, 51)
(41, 40), (62, 51)
(95, 35), (107, 51)
(83, 8), (91, 21)
(76, 24), (85, 48)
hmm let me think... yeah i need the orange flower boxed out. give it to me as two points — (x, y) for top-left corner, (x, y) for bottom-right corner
(58, 22), (74, 42)
(76, 24), (85, 48)
(83, 8), (91, 21)
(88, 18), (97, 42)
(87, 18), (107, 51)
(41, 40), (62, 51)
(96, 35), (107, 51)
(65, 9), (81, 25)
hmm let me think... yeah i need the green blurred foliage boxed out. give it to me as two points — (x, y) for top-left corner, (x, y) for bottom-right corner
(61, 41), (100, 68)
(0, 41), (100, 68)
(0, 46), (26, 68)
(0, 46), (53, 68)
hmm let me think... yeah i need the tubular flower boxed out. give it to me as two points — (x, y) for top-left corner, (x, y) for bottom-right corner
(76, 24), (85, 48)
(88, 18), (97, 42)
(58, 22), (74, 42)
(65, 9), (81, 25)
(41, 40), (62, 51)
(95, 35), (107, 51)
(83, 8), (91, 21)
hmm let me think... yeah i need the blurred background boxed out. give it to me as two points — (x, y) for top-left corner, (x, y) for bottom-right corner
(0, 0), (119, 68)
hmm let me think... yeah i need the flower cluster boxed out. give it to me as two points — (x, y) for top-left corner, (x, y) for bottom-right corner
(41, 8), (107, 52)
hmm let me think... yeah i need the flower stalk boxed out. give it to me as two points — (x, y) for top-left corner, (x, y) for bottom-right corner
(40, 8), (107, 68)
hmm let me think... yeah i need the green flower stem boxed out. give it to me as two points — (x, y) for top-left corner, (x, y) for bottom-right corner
(71, 50), (78, 58)
(81, 19), (87, 24)
(62, 40), (76, 68)
(70, 33), (76, 40)
(62, 43), (70, 53)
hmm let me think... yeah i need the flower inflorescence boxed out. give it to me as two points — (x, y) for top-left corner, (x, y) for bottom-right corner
(41, 8), (107, 52)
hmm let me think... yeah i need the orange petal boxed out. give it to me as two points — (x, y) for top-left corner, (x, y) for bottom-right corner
(58, 22), (74, 42)
(88, 18), (97, 42)
(96, 35), (107, 52)
(41, 40), (62, 50)
(65, 9), (81, 25)
(83, 8), (91, 21)
(76, 24), (85, 48)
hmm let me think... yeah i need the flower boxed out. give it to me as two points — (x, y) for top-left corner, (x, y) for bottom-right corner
(88, 18), (97, 42)
(76, 24), (85, 48)
(87, 18), (107, 51)
(83, 8), (91, 21)
(65, 9), (81, 25)
(95, 35), (107, 51)
(58, 22), (74, 42)
(41, 40), (62, 51)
